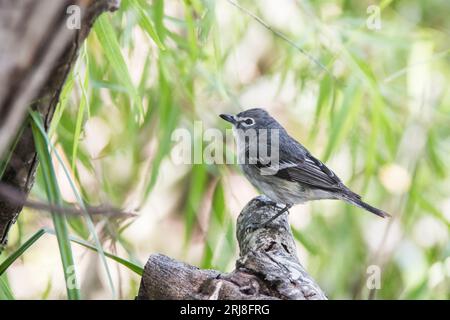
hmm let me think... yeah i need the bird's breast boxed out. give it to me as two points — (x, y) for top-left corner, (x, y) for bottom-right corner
(241, 164), (309, 205)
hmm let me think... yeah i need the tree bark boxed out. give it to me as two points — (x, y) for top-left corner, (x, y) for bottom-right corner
(0, 0), (121, 250)
(137, 196), (327, 300)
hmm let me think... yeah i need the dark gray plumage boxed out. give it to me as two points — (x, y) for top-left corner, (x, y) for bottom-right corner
(220, 108), (390, 223)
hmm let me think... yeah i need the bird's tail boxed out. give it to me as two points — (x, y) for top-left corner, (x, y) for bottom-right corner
(341, 192), (391, 218)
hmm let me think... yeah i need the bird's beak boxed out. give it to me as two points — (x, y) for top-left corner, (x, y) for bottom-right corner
(219, 114), (237, 125)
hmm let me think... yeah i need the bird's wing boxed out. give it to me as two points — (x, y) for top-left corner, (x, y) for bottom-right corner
(274, 153), (344, 191)
(253, 147), (354, 194)
(244, 134), (358, 195)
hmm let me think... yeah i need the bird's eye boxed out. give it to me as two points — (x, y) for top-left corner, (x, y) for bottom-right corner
(242, 118), (255, 126)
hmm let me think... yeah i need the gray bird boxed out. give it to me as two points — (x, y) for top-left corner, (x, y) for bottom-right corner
(220, 108), (390, 226)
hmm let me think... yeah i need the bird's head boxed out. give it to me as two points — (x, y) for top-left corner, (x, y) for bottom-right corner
(219, 108), (281, 131)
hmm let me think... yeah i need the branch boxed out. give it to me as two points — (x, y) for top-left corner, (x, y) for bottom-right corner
(0, 182), (135, 218)
(137, 196), (327, 300)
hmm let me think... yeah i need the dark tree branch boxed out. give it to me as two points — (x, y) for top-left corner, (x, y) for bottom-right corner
(137, 196), (327, 300)
(0, 182), (134, 218)
(0, 0), (121, 250)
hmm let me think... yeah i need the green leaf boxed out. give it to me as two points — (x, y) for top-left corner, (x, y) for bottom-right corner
(94, 15), (144, 117)
(0, 229), (47, 276)
(71, 68), (89, 171)
(49, 70), (75, 137)
(0, 275), (14, 300)
(31, 111), (117, 299)
(130, 0), (166, 50)
(365, 95), (383, 179)
(322, 82), (362, 162)
(30, 112), (81, 300)
(416, 195), (450, 229)
(309, 74), (334, 141)
(142, 64), (180, 200)
(426, 130), (446, 178)
(183, 0), (199, 60)
(66, 234), (144, 276)
(184, 164), (208, 245)
(0, 227), (143, 280)
(291, 227), (320, 255)
(201, 181), (227, 269)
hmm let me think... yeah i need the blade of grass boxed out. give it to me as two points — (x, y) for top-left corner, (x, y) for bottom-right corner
(0, 227), (143, 280)
(184, 164), (208, 246)
(94, 15), (144, 118)
(153, 0), (166, 40)
(130, 0), (166, 50)
(71, 68), (89, 171)
(0, 274), (14, 300)
(197, 0), (214, 43)
(0, 228), (46, 276)
(309, 74), (334, 142)
(322, 82), (362, 162)
(40, 279), (52, 300)
(211, 182), (236, 270)
(364, 95), (383, 181)
(416, 194), (450, 229)
(49, 68), (75, 137)
(66, 234), (143, 276)
(30, 111), (117, 299)
(40, 230), (143, 276)
(291, 227), (320, 255)
(200, 181), (224, 269)
(30, 113), (81, 300)
(142, 64), (180, 200)
(183, 0), (200, 61)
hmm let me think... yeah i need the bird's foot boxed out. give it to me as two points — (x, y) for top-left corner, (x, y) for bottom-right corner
(259, 203), (292, 228)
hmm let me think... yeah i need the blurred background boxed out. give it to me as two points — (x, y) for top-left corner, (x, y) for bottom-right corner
(1, 0), (449, 299)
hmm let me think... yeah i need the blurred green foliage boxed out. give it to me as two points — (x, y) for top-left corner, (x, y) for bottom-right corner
(1, 0), (449, 299)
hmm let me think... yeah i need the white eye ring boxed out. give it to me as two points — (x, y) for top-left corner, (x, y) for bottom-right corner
(241, 117), (255, 127)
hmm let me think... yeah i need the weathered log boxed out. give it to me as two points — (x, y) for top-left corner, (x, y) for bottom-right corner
(0, 0), (120, 249)
(137, 196), (327, 300)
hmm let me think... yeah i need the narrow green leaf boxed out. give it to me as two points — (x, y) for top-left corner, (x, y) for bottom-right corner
(291, 227), (320, 255)
(67, 234), (144, 276)
(0, 229), (47, 276)
(183, 0), (199, 60)
(94, 15), (143, 117)
(142, 64), (180, 200)
(49, 70), (75, 137)
(201, 181), (226, 269)
(416, 195), (450, 229)
(184, 164), (208, 245)
(0, 227), (143, 282)
(31, 111), (117, 299)
(30, 112), (81, 300)
(0, 275), (14, 300)
(130, 0), (166, 50)
(40, 279), (53, 300)
(322, 82), (362, 162)
(426, 130), (446, 178)
(365, 95), (383, 179)
(71, 70), (89, 171)
(309, 74), (333, 141)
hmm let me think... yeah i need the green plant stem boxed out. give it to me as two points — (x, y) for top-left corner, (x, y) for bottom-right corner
(30, 113), (81, 300)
